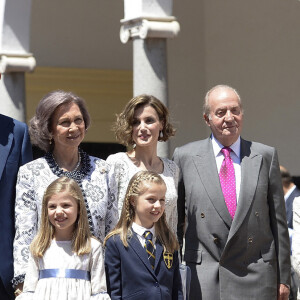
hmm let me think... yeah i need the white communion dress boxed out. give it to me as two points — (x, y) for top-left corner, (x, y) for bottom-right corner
(17, 238), (110, 300)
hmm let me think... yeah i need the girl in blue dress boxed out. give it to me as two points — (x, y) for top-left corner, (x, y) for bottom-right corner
(104, 171), (183, 300)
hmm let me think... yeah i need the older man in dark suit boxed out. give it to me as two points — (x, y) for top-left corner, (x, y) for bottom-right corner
(0, 113), (32, 299)
(173, 85), (291, 300)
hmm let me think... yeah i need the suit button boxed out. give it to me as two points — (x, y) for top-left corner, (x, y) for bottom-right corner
(255, 212), (259, 217)
(248, 237), (253, 243)
(201, 213), (205, 218)
(213, 237), (218, 244)
(155, 282), (159, 287)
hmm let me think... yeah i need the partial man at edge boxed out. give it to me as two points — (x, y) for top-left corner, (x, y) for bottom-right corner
(0, 113), (32, 299)
(281, 165), (300, 300)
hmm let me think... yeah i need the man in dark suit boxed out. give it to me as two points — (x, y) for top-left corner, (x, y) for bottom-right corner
(280, 165), (300, 300)
(0, 113), (32, 299)
(173, 85), (291, 300)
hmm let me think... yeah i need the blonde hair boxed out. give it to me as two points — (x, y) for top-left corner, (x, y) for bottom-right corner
(113, 94), (176, 147)
(30, 177), (92, 257)
(104, 171), (179, 253)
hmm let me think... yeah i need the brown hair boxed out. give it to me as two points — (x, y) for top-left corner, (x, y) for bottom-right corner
(29, 90), (91, 152)
(113, 94), (175, 146)
(30, 177), (92, 257)
(104, 171), (179, 253)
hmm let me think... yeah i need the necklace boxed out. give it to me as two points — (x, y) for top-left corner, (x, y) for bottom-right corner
(52, 152), (81, 177)
(45, 148), (91, 182)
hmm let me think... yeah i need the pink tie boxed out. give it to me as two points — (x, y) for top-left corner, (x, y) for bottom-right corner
(219, 147), (236, 219)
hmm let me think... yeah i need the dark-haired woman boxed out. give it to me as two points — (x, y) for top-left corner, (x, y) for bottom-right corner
(106, 94), (179, 235)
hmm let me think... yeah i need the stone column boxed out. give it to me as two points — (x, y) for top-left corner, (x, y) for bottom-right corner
(120, 0), (180, 158)
(0, 0), (36, 122)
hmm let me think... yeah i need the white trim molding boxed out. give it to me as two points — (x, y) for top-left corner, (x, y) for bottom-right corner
(0, 53), (36, 73)
(120, 17), (180, 44)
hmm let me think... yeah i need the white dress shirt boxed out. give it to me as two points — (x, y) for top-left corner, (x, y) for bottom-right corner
(211, 134), (241, 202)
(132, 222), (156, 249)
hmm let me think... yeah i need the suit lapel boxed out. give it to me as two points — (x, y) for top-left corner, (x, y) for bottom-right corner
(0, 119), (13, 180)
(227, 139), (262, 242)
(192, 138), (232, 228)
(128, 231), (156, 276)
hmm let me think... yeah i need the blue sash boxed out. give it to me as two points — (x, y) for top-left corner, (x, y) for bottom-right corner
(39, 269), (91, 281)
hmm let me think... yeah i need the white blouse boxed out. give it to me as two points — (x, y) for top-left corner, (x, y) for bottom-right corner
(106, 152), (179, 235)
(16, 239), (110, 300)
(13, 152), (118, 286)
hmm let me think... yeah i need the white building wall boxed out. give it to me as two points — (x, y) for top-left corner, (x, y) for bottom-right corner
(29, 0), (300, 174)
(30, 0), (131, 69)
(0, 0), (34, 121)
(169, 0), (300, 174)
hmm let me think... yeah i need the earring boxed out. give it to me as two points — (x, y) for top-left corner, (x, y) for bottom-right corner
(49, 138), (52, 145)
(159, 131), (163, 139)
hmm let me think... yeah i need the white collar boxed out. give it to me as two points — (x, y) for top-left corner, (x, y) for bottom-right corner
(132, 222), (155, 238)
(211, 134), (241, 158)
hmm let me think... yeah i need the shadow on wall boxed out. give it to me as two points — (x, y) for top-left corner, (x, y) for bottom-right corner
(32, 142), (126, 160)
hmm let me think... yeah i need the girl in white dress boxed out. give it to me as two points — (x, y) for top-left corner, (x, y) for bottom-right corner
(107, 94), (179, 236)
(16, 177), (110, 300)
